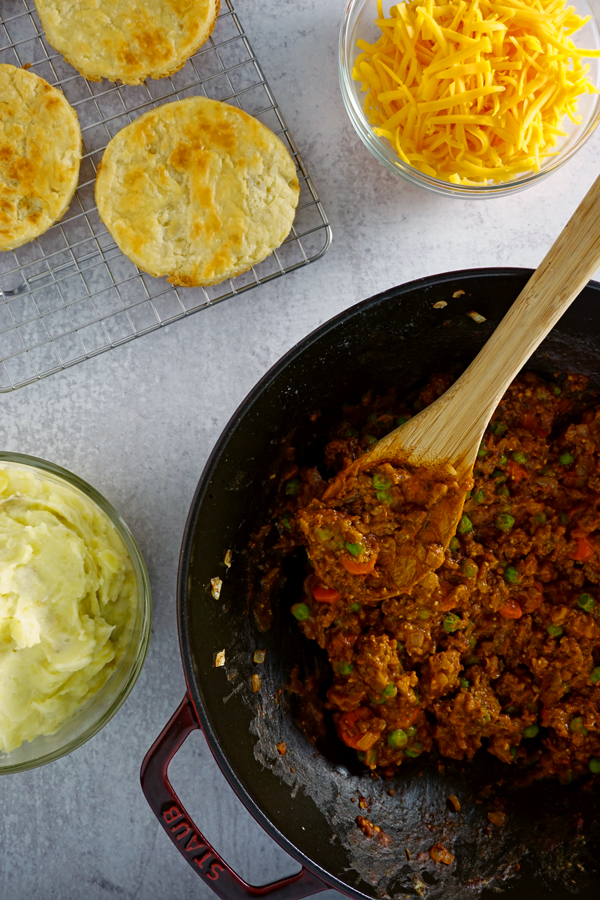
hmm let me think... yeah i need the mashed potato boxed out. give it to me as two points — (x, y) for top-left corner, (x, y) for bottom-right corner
(0, 463), (137, 753)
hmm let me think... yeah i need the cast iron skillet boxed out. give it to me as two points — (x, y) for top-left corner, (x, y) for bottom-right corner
(142, 268), (600, 900)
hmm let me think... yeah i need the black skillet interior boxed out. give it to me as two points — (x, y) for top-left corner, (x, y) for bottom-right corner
(180, 269), (600, 900)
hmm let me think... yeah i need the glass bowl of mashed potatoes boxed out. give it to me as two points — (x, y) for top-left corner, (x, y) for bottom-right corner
(0, 453), (151, 773)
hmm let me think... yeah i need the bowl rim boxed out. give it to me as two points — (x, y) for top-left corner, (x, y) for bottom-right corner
(0, 451), (152, 774)
(339, 0), (600, 197)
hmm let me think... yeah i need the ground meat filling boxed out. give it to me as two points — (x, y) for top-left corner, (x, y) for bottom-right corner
(260, 372), (600, 781)
(296, 460), (462, 599)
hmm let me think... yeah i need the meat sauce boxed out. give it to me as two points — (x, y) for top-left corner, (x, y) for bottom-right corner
(256, 371), (600, 781)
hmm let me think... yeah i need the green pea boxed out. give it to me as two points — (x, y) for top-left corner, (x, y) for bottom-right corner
(577, 593), (596, 613)
(282, 514), (292, 532)
(552, 385), (561, 396)
(418, 608), (431, 620)
(506, 705), (516, 715)
(472, 489), (485, 503)
(405, 743), (423, 758)
(406, 726), (418, 739)
(365, 435), (378, 446)
(397, 415), (410, 427)
(291, 602), (311, 621)
(504, 567), (520, 584)
(559, 452), (574, 466)
(510, 746), (518, 760)
(349, 602), (361, 613)
(285, 478), (300, 496)
(490, 421), (507, 436)
(496, 485), (510, 497)
(589, 757), (600, 774)
(345, 542), (363, 557)
(380, 683), (398, 701)
(547, 624), (563, 638)
(524, 724), (539, 738)
(590, 667), (600, 684)
(477, 441), (488, 458)
(372, 473), (391, 491)
(376, 490), (393, 504)
(344, 427), (359, 438)
(315, 526), (334, 542)
(444, 614), (461, 633)
(495, 514), (515, 531)
(570, 717), (588, 736)
(560, 512), (568, 525)
(458, 515), (473, 535)
(511, 450), (528, 465)
(532, 512), (547, 526)
(449, 537), (460, 552)
(459, 677), (470, 690)
(465, 655), (481, 666)
(396, 640), (404, 652)
(356, 751), (366, 762)
(465, 490), (472, 499)
(461, 560), (478, 578)
(337, 661), (353, 675)
(492, 469), (507, 483)
(367, 413), (378, 424)
(498, 456), (507, 466)
(387, 729), (407, 749)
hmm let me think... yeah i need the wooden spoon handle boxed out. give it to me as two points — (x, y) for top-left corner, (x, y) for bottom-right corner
(367, 173), (600, 478)
(374, 172), (600, 477)
(450, 172), (600, 437)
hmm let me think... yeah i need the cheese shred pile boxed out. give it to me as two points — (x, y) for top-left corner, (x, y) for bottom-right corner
(353, 0), (600, 184)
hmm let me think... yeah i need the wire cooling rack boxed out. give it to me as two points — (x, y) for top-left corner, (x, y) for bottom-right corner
(0, 1), (331, 392)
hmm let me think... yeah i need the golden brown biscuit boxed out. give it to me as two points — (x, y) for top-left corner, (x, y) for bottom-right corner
(95, 97), (300, 287)
(34, 0), (220, 85)
(0, 65), (81, 252)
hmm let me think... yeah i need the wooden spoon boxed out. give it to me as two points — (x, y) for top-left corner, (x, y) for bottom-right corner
(312, 174), (600, 596)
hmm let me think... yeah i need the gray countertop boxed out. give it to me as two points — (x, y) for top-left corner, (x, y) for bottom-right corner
(2, 1), (600, 898)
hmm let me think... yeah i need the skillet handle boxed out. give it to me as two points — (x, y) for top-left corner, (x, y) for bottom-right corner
(141, 694), (329, 900)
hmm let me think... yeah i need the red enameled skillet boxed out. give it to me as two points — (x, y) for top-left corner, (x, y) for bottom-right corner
(142, 269), (600, 900)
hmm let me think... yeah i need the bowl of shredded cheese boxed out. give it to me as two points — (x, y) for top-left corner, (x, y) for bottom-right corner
(340, 0), (600, 195)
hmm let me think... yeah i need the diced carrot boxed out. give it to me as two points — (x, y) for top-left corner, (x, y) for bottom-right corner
(312, 584), (342, 602)
(571, 534), (596, 562)
(338, 708), (379, 750)
(520, 413), (549, 438)
(506, 460), (527, 482)
(342, 556), (377, 575)
(499, 598), (523, 619)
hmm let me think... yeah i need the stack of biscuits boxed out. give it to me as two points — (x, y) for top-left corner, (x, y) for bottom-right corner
(1, 0), (299, 288)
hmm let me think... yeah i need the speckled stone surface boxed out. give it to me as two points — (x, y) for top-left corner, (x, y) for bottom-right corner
(1, 1), (600, 898)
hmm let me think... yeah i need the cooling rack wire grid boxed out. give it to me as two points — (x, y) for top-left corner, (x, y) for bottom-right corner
(0, 0), (332, 391)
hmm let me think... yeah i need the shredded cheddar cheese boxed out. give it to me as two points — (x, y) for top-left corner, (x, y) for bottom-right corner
(353, 0), (600, 184)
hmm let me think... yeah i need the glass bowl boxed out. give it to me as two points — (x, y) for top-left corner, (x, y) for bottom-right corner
(0, 453), (152, 774)
(339, 0), (600, 197)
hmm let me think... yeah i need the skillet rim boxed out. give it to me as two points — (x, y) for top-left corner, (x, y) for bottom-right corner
(176, 266), (600, 898)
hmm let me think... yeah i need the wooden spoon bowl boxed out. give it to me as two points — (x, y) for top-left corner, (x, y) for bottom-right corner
(316, 174), (600, 594)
